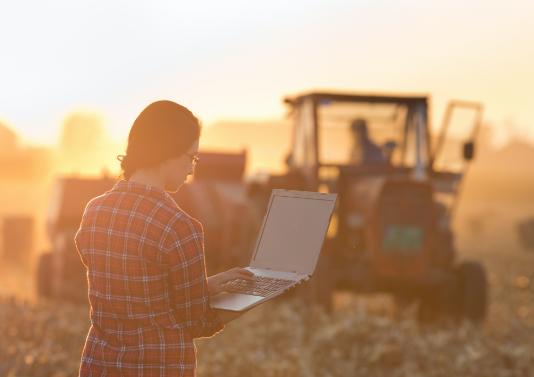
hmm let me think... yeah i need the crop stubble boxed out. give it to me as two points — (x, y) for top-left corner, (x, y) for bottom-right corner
(0, 244), (533, 377)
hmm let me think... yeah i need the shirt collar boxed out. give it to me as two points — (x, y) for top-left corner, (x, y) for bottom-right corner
(111, 180), (177, 206)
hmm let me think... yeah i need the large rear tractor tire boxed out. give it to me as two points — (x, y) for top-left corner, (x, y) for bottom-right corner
(417, 278), (461, 323)
(457, 261), (487, 322)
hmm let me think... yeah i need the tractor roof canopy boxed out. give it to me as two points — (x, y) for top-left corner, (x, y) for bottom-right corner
(285, 91), (428, 107)
(285, 91), (431, 169)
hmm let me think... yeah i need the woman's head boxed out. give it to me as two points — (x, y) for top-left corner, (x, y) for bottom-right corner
(118, 100), (202, 191)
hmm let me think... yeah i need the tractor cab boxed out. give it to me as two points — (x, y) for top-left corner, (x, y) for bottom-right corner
(287, 93), (430, 182)
(266, 91), (486, 320)
(284, 92), (482, 210)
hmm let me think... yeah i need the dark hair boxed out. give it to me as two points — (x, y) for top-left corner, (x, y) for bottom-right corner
(117, 100), (202, 180)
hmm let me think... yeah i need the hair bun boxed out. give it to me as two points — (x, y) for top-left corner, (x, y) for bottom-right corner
(117, 154), (133, 171)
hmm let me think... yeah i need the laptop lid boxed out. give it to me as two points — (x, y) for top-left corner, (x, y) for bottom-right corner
(249, 189), (337, 276)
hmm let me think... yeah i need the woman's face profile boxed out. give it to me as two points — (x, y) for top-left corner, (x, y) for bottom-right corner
(162, 139), (199, 192)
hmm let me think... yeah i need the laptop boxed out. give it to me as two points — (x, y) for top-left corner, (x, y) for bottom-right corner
(211, 189), (337, 312)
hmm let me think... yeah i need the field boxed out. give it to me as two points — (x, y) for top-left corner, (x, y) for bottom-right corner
(1, 241), (533, 377)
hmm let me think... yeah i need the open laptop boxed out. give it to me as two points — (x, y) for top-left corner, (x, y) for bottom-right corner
(211, 189), (337, 312)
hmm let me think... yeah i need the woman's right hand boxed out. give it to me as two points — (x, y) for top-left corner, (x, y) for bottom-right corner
(207, 267), (254, 296)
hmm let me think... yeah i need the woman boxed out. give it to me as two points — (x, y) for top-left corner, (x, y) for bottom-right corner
(75, 100), (254, 376)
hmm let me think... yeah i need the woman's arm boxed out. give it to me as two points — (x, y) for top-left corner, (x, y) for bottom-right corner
(168, 218), (226, 338)
(207, 268), (255, 324)
(168, 219), (256, 335)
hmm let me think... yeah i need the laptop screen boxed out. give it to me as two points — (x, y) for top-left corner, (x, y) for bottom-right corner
(251, 191), (336, 275)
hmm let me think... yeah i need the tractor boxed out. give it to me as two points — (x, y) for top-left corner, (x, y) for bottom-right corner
(246, 91), (487, 321)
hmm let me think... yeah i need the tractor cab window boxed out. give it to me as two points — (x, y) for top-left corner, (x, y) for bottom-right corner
(433, 105), (481, 174)
(317, 100), (414, 167)
(291, 97), (316, 169)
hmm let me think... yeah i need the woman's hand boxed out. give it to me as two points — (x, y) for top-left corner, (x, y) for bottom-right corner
(207, 267), (254, 296)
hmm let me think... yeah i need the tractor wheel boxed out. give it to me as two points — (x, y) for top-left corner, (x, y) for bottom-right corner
(37, 253), (54, 298)
(457, 261), (487, 321)
(417, 275), (461, 323)
(417, 297), (437, 323)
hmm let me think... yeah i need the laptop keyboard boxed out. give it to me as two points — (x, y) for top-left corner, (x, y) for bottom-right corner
(225, 276), (296, 297)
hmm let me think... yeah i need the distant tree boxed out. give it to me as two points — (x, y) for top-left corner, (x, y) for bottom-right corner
(58, 112), (108, 174)
(60, 112), (104, 155)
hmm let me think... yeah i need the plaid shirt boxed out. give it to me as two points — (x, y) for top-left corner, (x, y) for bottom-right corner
(75, 180), (224, 377)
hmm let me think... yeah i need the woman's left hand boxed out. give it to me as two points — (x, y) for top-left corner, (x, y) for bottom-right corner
(207, 268), (254, 296)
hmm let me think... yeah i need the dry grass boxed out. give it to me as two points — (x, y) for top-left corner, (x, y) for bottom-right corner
(1, 244), (533, 377)
(0, 298), (88, 377)
(194, 242), (534, 377)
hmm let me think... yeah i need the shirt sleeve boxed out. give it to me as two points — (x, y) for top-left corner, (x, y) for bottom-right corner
(167, 216), (224, 339)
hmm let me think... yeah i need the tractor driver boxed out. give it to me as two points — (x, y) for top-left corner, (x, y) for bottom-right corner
(349, 118), (386, 164)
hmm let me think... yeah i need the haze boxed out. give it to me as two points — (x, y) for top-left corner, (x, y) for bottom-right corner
(0, 0), (533, 278)
(0, 0), (533, 146)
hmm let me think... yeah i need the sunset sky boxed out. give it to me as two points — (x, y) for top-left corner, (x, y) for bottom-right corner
(1, 0), (533, 146)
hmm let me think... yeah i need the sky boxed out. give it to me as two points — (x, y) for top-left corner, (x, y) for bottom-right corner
(1, 0), (533, 146)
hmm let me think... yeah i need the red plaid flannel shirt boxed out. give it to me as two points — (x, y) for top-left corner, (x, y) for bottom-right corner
(75, 180), (224, 377)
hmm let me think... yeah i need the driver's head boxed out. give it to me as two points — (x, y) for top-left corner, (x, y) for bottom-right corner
(350, 119), (368, 137)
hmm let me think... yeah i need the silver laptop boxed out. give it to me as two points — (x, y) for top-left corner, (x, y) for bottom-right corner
(211, 189), (337, 312)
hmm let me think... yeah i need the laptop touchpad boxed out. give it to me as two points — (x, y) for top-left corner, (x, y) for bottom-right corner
(211, 292), (264, 311)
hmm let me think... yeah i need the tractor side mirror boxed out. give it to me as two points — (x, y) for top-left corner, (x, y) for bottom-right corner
(463, 142), (475, 161)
